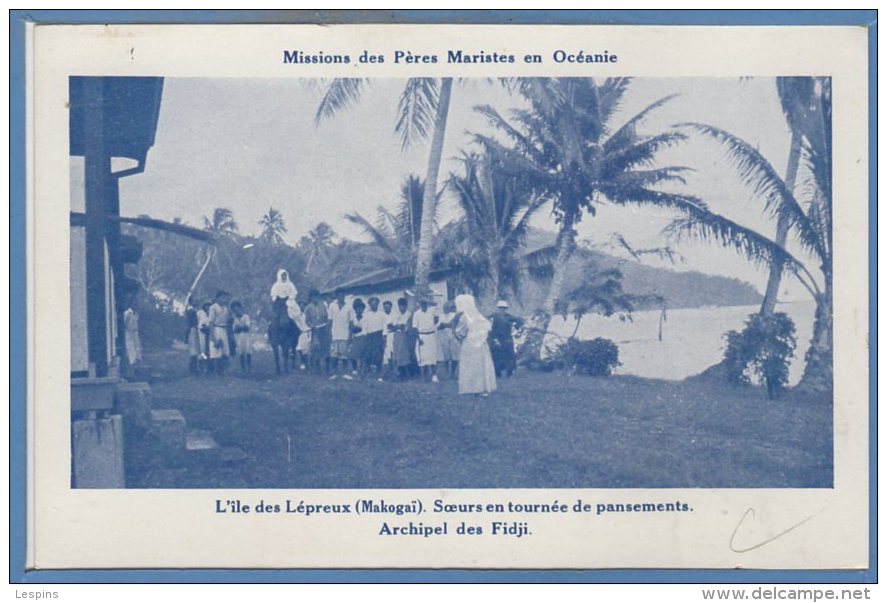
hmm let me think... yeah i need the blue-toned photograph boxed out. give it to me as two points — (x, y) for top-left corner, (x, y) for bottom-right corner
(68, 75), (833, 489)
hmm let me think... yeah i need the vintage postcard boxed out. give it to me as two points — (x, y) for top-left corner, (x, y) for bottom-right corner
(20, 14), (873, 574)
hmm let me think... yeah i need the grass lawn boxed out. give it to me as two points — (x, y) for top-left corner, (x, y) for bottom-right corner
(126, 349), (833, 489)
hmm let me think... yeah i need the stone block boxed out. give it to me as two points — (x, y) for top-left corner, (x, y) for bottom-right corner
(186, 429), (219, 451)
(72, 415), (125, 488)
(114, 382), (152, 431)
(149, 409), (186, 450)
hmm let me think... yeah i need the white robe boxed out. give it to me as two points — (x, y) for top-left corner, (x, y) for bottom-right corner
(454, 295), (496, 395)
(288, 301), (312, 354)
(123, 308), (142, 365)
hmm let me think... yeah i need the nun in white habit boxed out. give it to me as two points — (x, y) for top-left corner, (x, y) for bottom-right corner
(270, 268), (298, 302)
(454, 293), (497, 396)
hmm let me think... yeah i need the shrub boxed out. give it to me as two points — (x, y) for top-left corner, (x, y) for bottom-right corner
(723, 312), (797, 399)
(139, 303), (185, 351)
(563, 337), (621, 377)
(519, 340), (566, 372)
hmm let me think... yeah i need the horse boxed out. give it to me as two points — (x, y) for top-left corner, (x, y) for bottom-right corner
(268, 297), (299, 374)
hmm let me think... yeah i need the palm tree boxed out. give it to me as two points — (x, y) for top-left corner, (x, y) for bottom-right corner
(202, 207), (239, 236)
(299, 222), (337, 272)
(343, 174), (437, 275)
(316, 77), (454, 299)
(760, 77), (831, 316)
(666, 78), (832, 392)
(447, 151), (551, 305)
(473, 78), (696, 354)
(258, 206), (288, 246)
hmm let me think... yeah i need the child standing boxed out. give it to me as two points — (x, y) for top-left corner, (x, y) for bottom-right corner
(231, 300), (252, 373)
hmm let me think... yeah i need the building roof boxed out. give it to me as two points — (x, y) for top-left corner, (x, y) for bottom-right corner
(322, 266), (456, 297)
(69, 76), (164, 170)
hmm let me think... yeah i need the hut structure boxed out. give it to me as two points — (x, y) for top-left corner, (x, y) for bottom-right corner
(68, 76), (214, 487)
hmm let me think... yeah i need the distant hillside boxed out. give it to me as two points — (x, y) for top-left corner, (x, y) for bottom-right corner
(516, 229), (762, 312)
(616, 261), (763, 310)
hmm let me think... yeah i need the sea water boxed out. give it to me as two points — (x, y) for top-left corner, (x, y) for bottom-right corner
(546, 301), (816, 385)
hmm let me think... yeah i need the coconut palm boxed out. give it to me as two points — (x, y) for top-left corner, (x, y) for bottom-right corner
(667, 78), (832, 392)
(202, 207), (239, 236)
(760, 77), (830, 315)
(298, 222), (337, 272)
(447, 151), (552, 305)
(258, 207), (288, 246)
(473, 78), (697, 356)
(316, 77), (454, 298)
(343, 174), (437, 275)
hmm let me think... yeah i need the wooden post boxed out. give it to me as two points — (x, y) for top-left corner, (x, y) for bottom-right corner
(82, 78), (111, 377)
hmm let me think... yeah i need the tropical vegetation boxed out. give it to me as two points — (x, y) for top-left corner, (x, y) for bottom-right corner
(665, 76), (832, 393)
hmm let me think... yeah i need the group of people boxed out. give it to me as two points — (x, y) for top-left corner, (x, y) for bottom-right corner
(182, 268), (524, 397)
(293, 290), (458, 384)
(184, 290), (253, 376)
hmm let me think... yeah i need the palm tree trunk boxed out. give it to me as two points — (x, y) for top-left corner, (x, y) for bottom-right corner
(798, 273), (833, 394)
(519, 218), (577, 361)
(543, 219), (578, 314)
(414, 77), (453, 298)
(486, 258), (500, 311)
(760, 130), (802, 315)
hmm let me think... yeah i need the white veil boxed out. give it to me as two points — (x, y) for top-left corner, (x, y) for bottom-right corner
(455, 294), (492, 343)
(270, 268), (298, 301)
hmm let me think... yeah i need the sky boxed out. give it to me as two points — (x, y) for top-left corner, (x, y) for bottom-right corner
(80, 76), (820, 301)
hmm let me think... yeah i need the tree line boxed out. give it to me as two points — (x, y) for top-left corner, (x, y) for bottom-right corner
(128, 76), (832, 394)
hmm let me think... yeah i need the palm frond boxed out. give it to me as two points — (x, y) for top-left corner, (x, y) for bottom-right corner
(602, 131), (689, 173)
(518, 244), (557, 282)
(501, 193), (549, 251)
(473, 104), (548, 167)
(597, 77), (632, 124)
(598, 185), (709, 214)
(395, 78), (439, 150)
(664, 211), (821, 298)
(315, 78), (367, 124)
(472, 133), (551, 181)
(606, 166), (694, 188)
(343, 211), (399, 258)
(604, 94), (679, 152)
(677, 122), (826, 263)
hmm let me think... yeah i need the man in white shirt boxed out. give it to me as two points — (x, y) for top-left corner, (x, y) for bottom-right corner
(207, 290), (232, 375)
(362, 296), (387, 378)
(328, 290), (353, 379)
(412, 295), (439, 383)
